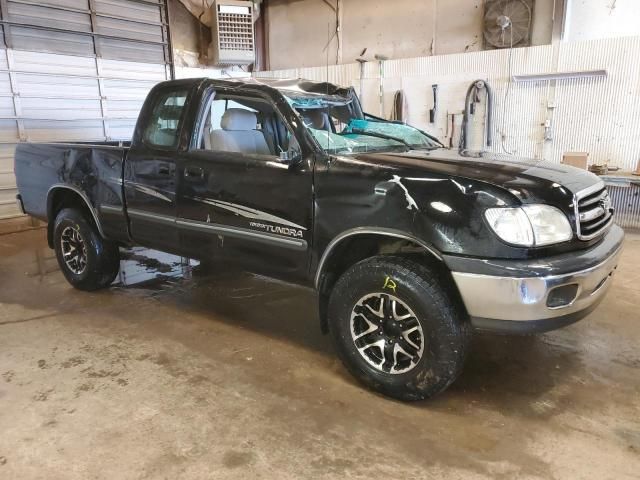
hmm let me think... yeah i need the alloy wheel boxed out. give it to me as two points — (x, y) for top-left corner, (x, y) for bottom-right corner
(350, 293), (425, 374)
(60, 225), (88, 275)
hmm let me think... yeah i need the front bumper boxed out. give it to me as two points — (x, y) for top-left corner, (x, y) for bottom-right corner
(446, 225), (624, 334)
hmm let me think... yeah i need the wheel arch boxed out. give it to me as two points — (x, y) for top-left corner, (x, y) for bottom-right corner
(315, 227), (443, 289)
(46, 184), (105, 248)
(315, 228), (459, 334)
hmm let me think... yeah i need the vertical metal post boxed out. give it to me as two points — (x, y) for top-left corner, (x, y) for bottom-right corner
(6, 50), (26, 141)
(357, 59), (365, 102)
(164, 0), (176, 80)
(96, 58), (110, 141)
(88, 0), (109, 141)
(375, 55), (387, 118)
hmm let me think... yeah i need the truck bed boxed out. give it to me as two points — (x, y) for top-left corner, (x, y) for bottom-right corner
(14, 141), (130, 244)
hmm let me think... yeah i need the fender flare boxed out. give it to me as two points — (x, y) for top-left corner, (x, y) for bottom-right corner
(314, 227), (443, 289)
(46, 184), (106, 238)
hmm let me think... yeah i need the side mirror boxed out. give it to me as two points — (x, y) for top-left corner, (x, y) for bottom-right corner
(279, 149), (302, 164)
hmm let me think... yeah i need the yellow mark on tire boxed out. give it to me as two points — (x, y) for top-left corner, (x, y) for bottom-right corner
(383, 276), (397, 292)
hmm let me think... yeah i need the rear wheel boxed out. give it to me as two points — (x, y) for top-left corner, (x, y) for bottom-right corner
(53, 207), (120, 291)
(328, 255), (471, 401)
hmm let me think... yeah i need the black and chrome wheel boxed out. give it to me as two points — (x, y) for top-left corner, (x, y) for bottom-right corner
(350, 293), (424, 374)
(53, 207), (120, 291)
(60, 225), (88, 275)
(328, 255), (471, 401)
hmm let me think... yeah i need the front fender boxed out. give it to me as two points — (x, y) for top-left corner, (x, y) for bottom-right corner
(313, 226), (443, 288)
(313, 155), (519, 265)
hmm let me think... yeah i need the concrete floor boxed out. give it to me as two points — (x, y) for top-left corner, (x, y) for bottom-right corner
(0, 229), (639, 480)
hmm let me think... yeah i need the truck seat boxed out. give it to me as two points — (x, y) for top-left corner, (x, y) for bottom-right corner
(210, 109), (271, 155)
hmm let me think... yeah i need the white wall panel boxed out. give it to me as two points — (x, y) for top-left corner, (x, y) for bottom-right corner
(11, 49), (97, 75)
(10, 26), (95, 56)
(95, 0), (163, 24)
(0, 95), (14, 116)
(108, 119), (137, 140)
(107, 99), (145, 118)
(7, 1), (92, 32)
(15, 73), (99, 97)
(102, 78), (157, 98)
(100, 57), (167, 80)
(22, 119), (105, 141)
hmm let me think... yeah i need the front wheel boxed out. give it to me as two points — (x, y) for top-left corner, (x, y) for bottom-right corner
(53, 207), (120, 291)
(327, 255), (471, 401)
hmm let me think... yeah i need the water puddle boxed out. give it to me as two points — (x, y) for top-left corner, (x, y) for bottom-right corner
(114, 247), (197, 290)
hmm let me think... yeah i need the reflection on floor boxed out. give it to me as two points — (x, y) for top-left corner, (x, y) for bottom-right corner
(116, 247), (195, 288)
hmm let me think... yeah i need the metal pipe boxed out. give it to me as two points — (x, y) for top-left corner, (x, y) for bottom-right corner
(356, 58), (366, 101)
(461, 80), (493, 151)
(374, 54), (388, 118)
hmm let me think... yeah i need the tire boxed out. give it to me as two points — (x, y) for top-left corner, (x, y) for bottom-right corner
(53, 207), (120, 291)
(327, 255), (471, 401)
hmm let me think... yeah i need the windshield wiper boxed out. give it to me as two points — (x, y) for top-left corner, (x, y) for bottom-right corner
(346, 128), (412, 150)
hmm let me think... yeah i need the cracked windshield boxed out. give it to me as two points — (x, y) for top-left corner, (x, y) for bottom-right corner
(285, 93), (440, 154)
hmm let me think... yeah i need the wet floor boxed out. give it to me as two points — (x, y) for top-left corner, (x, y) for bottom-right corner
(0, 229), (639, 479)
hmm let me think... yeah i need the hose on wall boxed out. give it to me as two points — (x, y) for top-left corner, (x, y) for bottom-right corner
(460, 80), (493, 152)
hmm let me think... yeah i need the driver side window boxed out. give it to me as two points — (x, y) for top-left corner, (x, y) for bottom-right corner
(197, 95), (298, 157)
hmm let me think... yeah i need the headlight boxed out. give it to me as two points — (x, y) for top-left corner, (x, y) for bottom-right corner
(485, 205), (573, 247)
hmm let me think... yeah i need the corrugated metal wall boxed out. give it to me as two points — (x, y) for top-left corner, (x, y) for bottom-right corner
(0, 0), (171, 221)
(605, 178), (640, 230)
(258, 36), (640, 172)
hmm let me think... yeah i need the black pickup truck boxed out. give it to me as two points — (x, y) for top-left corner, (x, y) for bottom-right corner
(15, 77), (624, 400)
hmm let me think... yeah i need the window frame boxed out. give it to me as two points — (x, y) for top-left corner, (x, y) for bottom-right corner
(189, 86), (301, 157)
(141, 85), (192, 151)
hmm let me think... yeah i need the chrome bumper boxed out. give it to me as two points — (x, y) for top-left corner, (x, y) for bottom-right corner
(452, 245), (622, 328)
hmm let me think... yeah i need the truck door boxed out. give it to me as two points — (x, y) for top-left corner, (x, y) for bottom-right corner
(124, 84), (191, 254)
(176, 91), (313, 282)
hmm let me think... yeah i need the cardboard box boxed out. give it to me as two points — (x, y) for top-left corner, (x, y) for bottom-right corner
(562, 152), (589, 170)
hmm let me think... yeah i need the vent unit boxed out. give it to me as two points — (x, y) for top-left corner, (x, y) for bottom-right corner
(483, 0), (534, 49)
(210, 0), (255, 66)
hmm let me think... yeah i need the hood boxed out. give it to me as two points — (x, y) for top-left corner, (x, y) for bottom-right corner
(349, 148), (601, 203)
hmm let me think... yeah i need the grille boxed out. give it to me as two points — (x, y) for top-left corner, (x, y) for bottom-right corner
(574, 183), (614, 240)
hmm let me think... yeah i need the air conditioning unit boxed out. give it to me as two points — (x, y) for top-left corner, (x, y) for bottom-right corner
(210, 0), (255, 66)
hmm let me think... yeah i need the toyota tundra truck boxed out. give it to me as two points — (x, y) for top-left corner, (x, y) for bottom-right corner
(14, 77), (624, 400)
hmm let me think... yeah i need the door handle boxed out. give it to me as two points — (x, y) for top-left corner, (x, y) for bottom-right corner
(184, 166), (204, 179)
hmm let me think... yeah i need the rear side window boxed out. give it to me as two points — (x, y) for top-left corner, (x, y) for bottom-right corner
(143, 89), (189, 148)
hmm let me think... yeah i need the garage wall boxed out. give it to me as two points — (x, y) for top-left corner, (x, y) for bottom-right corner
(258, 35), (640, 173)
(265, 0), (557, 70)
(566, 0), (640, 42)
(0, 0), (171, 222)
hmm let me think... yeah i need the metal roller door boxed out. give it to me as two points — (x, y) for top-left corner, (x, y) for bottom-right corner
(0, 0), (172, 222)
